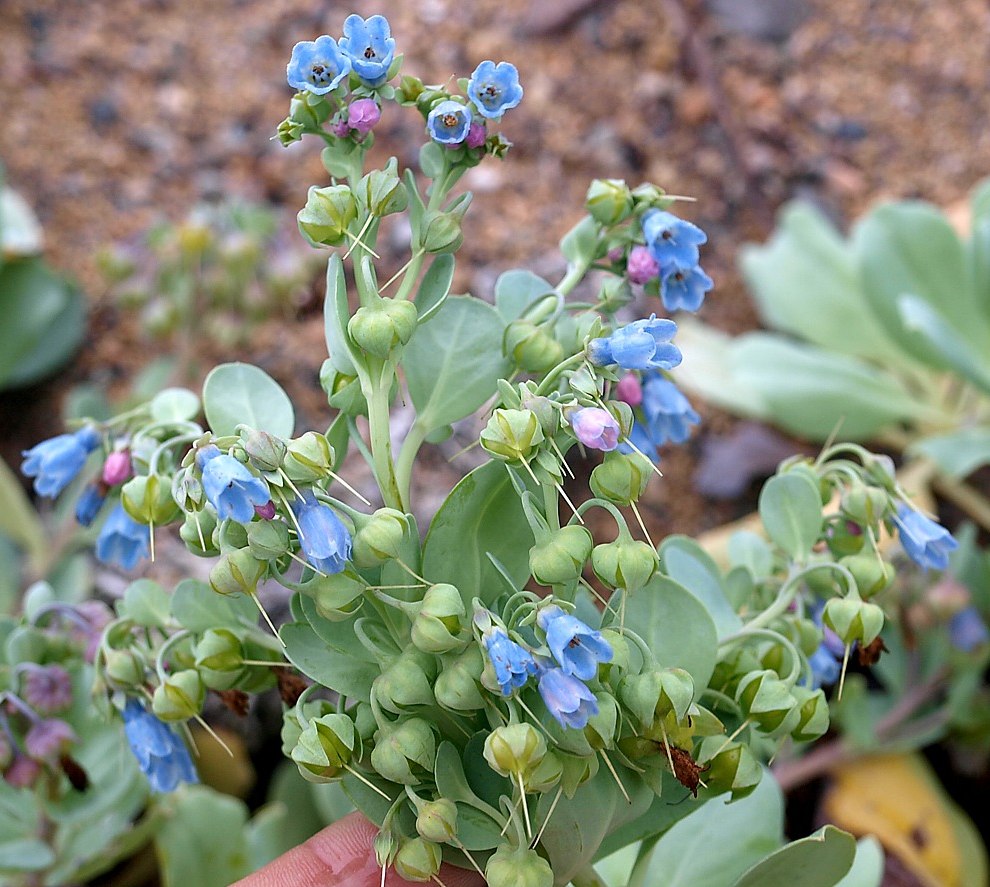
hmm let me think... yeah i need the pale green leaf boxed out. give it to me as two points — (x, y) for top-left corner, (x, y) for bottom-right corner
(202, 362), (294, 438)
(149, 388), (201, 423)
(323, 254), (357, 374)
(833, 838), (884, 887)
(494, 269), (556, 323)
(759, 473), (823, 560)
(414, 253), (454, 323)
(732, 825), (856, 887)
(659, 535), (742, 638)
(910, 427), (990, 478)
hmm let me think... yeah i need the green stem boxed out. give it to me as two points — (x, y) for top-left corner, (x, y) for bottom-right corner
(743, 562), (854, 633)
(571, 865), (609, 887)
(394, 420), (428, 510)
(718, 626), (805, 686)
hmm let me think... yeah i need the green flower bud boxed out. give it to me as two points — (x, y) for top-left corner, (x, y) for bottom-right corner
(370, 718), (435, 784)
(214, 518), (249, 552)
(291, 712), (355, 783)
(283, 432), (336, 482)
(559, 751), (599, 797)
(420, 209), (463, 254)
(735, 670), (799, 736)
(351, 508), (409, 567)
(793, 617), (823, 657)
(194, 629), (245, 690)
(483, 723), (546, 778)
(529, 525), (593, 586)
(209, 548), (267, 596)
(826, 518), (866, 557)
(179, 509), (219, 556)
(630, 182), (668, 210)
(840, 554), (894, 600)
(596, 276), (633, 312)
(480, 409), (544, 462)
(590, 451), (652, 505)
(277, 117), (305, 146)
(241, 429), (287, 472)
(591, 537), (658, 593)
(373, 828), (398, 869)
(121, 474), (181, 525)
(518, 393), (560, 437)
(152, 669), (205, 721)
(247, 519), (290, 561)
(841, 483), (889, 528)
(697, 736), (762, 801)
(321, 362), (368, 416)
(586, 178), (633, 226)
(823, 597), (885, 646)
(619, 667), (693, 729)
(412, 583), (467, 654)
(790, 686), (830, 743)
(104, 649), (147, 688)
(485, 846), (553, 887)
(354, 702), (378, 743)
(359, 159), (407, 217)
(393, 837), (441, 882)
(863, 453), (897, 491)
(525, 749), (564, 793)
(289, 92), (331, 128)
(299, 569), (365, 621)
(281, 700), (332, 757)
(348, 299), (419, 359)
(415, 798), (458, 844)
(172, 467), (205, 512)
(297, 184), (357, 247)
(503, 320), (564, 374)
(397, 75), (425, 104)
(374, 649), (436, 712)
(434, 645), (485, 711)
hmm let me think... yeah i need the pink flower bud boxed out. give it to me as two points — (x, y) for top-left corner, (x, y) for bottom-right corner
(254, 500), (277, 520)
(331, 119), (351, 138)
(569, 408), (620, 451)
(4, 755), (41, 788)
(465, 121), (487, 149)
(347, 99), (381, 134)
(626, 245), (660, 285)
(25, 719), (76, 764)
(102, 450), (132, 485)
(22, 665), (73, 715)
(614, 374), (642, 407)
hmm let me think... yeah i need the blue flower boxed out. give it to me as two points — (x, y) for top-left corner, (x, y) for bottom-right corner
(949, 607), (989, 653)
(287, 35), (352, 95)
(467, 61), (523, 119)
(641, 210), (708, 269)
(807, 643), (841, 689)
(892, 504), (958, 571)
(587, 316), (682, 372)
(617, 421), (660, 463)
(200, 448), (270, 523)
(295, 491), (351, 574)
(339, 14), (395, 87)
(22, 426), (101, 498)
(427, 101), (472, 145)
(537, 605), (612, 680)
(121, 700), (198, 793)
(483, 628), (537, 696)
(641, 374), (700, 445)
(660, 264), (714, 313)
(537, 667), (598, 729)
(75, 484), (106, 527)
(96, 504), (150, 570)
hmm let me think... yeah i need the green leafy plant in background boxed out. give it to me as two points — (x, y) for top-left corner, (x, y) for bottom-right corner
(676, 180), (990, 531)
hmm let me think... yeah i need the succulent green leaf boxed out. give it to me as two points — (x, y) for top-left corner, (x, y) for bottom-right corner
(731, 825), (857, 887)
(203, 362), (294, 438)
(759, 473), (823, 561)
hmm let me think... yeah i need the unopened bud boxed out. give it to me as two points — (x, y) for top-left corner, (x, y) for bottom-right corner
(209, 548), (267, 596)
(152, 669), (205, 721)
(241, 429), (286, 472)
(370, 718), (436, 785)
(480, 409), (544, 462)
(351, 508), (409, 567)
(348, 299), (418, 359)
(590, 451), (651, 505)
(504, 320), (564, 374)
(591, 537), (658, 593)
(415, 798), (458, 844)
(483, 723), (546, 778)
(297, 185), (357, 247)
(485, 846), (553, 887)
(823, 597), (884, 646)
(411, 583), (467, 653)
(586, 178), (633, 226)
(529, 525), (593, 586)
(393, 838), (441, 882)
(291, 712), (355, 782)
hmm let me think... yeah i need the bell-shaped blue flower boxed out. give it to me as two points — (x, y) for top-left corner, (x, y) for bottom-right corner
(949, 606), (990, 653)
(537, 605), (612, 680)
(641, 374), (700, 445)
(587, 316), (681, 372)
(122, 700), (198, 793)
(287, 35), (352, 95)
(75, 484), (106, 527)
(892, 504), (958, 571)
(427, 100), (472, 145)
(537, 667), (598, 729)
(295, 491), (351, 574)
(807, 643), (841, 689)
(467, 60), (523, 119)
(641, 210), (708, 269)
(96, 503), (150, 570)
(22, 426), (101, 498)
(483, 628), (537, 696)
(339, 14), (395, 87)
(200, 448), (270, 523)
(618, 421), (660, 463)
(660, 264), (714, 313)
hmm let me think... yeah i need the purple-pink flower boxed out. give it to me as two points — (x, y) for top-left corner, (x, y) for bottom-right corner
(569, 408), (620, 451)
(615, 374), (642, 407)
(24, 719), (77, 764)
(21, 665), (73, 715)
(102, 450), (132, 485)
(465, 122), (487, 149)
(626, 245), (660, 285)
(347, 98), (381, 134)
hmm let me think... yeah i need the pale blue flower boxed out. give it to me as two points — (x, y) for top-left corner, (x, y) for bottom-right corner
(75, 484), (106, 527)
(22, 427), (100, 498)
(537, 605), (612, 680)
(287, 35), (351, 95)
(641, 374), (700, 445)
(950, 606), (990, 653)
(467, 61), (523, 119)
(483, 628), (537, 695)
(660, 264), (714, 313)
(200, 448), (270, 523)
(295, 491), (351, 574)
(537, 667), (598, 729)
(427, 100), (472, 144)
(617, 421), (660, 463)
(587, 316), (682, 372)
(122, 700), (198, 793)
(95, 504), (149, 571)
(339, 14), (395, 87)
(641, 210), (707, 269)
(892, 504), (958, 571)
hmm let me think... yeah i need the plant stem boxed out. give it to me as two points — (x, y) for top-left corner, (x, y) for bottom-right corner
(571, 865), (609, 887)
(394, 420), (428, 511)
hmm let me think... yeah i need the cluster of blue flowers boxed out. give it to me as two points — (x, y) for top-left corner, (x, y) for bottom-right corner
(287, 14), (396, 94)
(641, 210), (714, 313)
(479, 605), (612, 730)
(426, 60), (523, 146)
